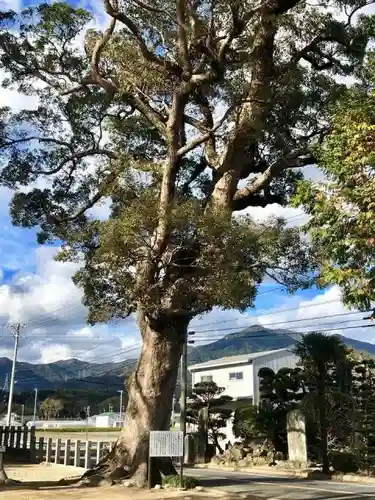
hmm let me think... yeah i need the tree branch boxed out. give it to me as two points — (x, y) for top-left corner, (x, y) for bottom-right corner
(91, 15), (118, 93)
(177, 104), (236, 158)
(232, 150), (315, 206)
(103, 0), (182, 76)
(176, 0), (191, 75)
(52, 169), (118, 223)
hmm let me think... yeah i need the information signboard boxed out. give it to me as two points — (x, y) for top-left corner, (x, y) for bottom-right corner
(149, 431), (183, 458)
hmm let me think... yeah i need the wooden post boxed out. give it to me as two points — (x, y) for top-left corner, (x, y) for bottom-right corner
(96, 441), (103, 465)
(0, 427), (4, 447)
(15, 427), (21, 449)
(22, 426), (28, 449)
(64, 439), (71, 466)
(46, 438), (52, 463)
(30, 427), (36, 462)
(9, 426), (15, 448)
(54, 438), (61, 464)
(38, 437), (44, 462)
(84, 441), (90, 469)
(74, 440), (80, 468)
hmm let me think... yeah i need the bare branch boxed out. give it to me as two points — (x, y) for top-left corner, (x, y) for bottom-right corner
(177, 104), (236, 158)
(347, 0), (375, 26)
(176, 0), (191, 75)
(91, 16), (118, 93)
(52, 169), (118, 223)
(232, 150), (315, 205)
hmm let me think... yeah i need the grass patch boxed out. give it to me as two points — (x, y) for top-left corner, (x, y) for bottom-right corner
(36, 427), (120, 432)
(162, 475), (200, 489)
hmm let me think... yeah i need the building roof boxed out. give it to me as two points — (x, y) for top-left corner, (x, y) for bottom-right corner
(188, 348), (292, 371)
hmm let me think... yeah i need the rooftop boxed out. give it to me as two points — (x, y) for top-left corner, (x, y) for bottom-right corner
(188, 348), (292, 371)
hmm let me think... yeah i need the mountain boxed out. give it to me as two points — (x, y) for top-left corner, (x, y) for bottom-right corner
(187, 325), (375, 364)
(0, 357), (137, 392)
(1, 325), (374, 391)
(187, 325), (299, 364)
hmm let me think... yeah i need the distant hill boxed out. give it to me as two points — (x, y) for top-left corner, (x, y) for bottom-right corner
(187, 325), (300, 364)
(0, 357), (136, 392)
(0, 325), (374, 391)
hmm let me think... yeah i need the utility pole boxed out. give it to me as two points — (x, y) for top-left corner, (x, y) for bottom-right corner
(118, 390), (123, 420)
(180, 331), (194, 479)
(33, 388), (38, 425)
(6, 324), (22, 427)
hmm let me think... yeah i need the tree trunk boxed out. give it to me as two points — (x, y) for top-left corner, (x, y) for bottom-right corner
(85, 310), (189, 487)
(318, 384), (330, 475)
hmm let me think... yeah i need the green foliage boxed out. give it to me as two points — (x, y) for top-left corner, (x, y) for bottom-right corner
(187, 382), (232, 451)
(40, 397), (64, 420)
(329, 451), (360, 473)
(162, 475), (200, 489)
(1, 1), (371, 327)
(352, 358), (375, 473)
(293, 55), (375, 311)
(232, 405), (262, 442)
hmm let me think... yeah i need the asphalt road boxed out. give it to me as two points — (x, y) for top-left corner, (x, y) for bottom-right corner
(185, 466), (375, 499)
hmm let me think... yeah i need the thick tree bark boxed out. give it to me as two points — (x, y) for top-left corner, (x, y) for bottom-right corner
(85, 310), (190, 486)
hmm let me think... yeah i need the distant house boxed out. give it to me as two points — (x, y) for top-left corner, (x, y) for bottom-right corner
(189, 348), (298, 405)
(93, 412), (122, 428)
(188, 348), (298, 446)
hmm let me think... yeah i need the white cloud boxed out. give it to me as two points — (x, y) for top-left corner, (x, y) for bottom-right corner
(0, 246), (140, 364)
(0, 0), (21, 12)
(38, 344), (73, 364)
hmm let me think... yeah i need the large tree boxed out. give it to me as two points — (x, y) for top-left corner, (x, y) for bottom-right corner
(0, 0), (374, 485)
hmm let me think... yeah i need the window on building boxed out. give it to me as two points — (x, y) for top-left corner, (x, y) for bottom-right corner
(229, 372), (243, 381)
(200, 375), (213, 382)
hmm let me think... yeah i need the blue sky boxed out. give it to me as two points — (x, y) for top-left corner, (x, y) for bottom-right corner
(0, 0), (374, 366)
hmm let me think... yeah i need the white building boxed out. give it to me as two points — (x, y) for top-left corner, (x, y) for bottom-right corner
(94, 412), (122, 428)
(189, 348), (298, 446)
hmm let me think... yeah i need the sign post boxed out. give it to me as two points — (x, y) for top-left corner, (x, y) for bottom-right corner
(148, 431), (184, 489)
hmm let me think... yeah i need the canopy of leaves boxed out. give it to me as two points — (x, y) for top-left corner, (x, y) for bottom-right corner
(293, 54), (375, 311)
(0, 1), (374, 323)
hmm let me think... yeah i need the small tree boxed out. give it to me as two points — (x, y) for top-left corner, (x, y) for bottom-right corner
(294, 332), (347, 474)
(40, 397), (64, 420)
(187, 382), (232, 453)
(352, 358), (375, 473)
(257, 367), (304, 454)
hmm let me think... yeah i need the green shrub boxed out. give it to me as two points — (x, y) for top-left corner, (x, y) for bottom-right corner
(330, 452), (359, 473)
(162, 475), (200, 489)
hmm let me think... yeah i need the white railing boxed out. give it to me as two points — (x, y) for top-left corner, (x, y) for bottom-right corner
(0, 425), (117, 469)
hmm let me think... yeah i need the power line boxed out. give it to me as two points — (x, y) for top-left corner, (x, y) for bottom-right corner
(193, 298), (345, 330)
(191, 323), (375, 343)
(193, 309), (373, 335)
